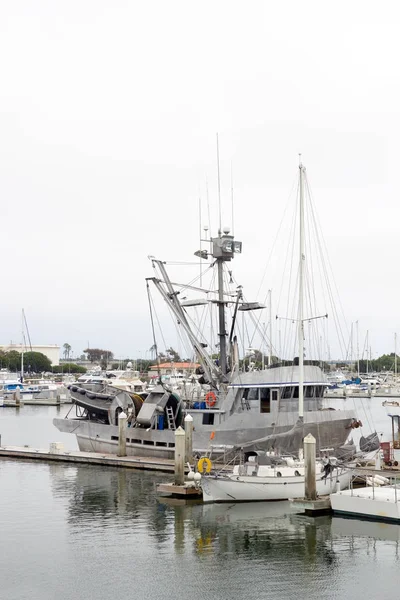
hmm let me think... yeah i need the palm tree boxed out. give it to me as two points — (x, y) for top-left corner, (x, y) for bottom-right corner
(63, 343), (71, 360)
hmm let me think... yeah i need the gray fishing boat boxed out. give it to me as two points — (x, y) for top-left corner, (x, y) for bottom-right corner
(54, 213), (356, 458)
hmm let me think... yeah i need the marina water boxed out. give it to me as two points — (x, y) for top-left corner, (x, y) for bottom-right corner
(1, 400), (400, 600)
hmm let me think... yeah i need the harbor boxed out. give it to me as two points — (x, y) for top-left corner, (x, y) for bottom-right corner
(3, 1), (400, 598)
(2, 404), (400, 600)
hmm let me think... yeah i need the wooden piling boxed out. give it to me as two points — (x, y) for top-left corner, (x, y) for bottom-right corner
(117, 411), (127, 457)
(15, 387), (23, 407)
(174, 426), (185, 486)
(184, 414), (193, 463)
(304, 433), (317, 501)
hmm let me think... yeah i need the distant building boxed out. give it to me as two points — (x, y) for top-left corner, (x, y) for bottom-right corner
(149, 362), (200, 376)
(0, 344), (60, 366)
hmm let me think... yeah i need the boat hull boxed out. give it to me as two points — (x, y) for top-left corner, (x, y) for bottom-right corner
(53, 410), (356, 460)
(331, 487), (400, 522)
(201, 468), (352, 503)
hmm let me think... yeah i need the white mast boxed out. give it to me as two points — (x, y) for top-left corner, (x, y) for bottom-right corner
(350, 323), (353, 371)
(21, 309), (24, 382)
(262, 323), (265, 371)
(366, 330), (369, 375)
(298, 161), (305, 421)
(395, 333), (397, 379)
(268, 289), (272, 366)
(356, 320), (360, 377)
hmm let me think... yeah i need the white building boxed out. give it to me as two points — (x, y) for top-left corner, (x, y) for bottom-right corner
(0, 344), (60, 366)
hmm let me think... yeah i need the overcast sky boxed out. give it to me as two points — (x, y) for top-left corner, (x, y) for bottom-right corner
(1, 1), (399, 361)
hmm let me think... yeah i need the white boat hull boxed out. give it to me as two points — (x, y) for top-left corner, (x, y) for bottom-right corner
(201, 468), (351, 503)
(331, 486), (400, 522)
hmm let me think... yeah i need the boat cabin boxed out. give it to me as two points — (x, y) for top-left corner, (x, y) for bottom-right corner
(228, 365), (328, 414)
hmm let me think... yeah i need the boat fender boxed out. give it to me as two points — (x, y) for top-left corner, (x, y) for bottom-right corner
(205, 391), (217, 407)
(294, 470), (300, 476)
(78, 388), (87, 395)
(86, 392), (96, 399)
(197, 457), (212, 473)
(276, 472), (282, 477)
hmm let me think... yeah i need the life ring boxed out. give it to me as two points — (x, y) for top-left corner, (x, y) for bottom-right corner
(205, 391), (217, 407)
(197, 457), (212, 473)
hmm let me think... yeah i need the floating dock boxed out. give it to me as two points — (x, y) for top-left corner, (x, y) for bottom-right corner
(157, 482), (202, 498)
(1, 399), (71, 407)
(0, 444), (183, 473)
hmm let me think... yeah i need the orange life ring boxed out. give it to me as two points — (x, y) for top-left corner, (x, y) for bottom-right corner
(205, 391), (217, 407)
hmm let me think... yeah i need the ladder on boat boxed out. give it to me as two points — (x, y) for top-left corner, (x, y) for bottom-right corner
(241, 396), (251, 411)
(166, 406), (176, 430)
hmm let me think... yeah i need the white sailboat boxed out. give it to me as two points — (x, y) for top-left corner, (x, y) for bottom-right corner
(201, 161), (352, 503)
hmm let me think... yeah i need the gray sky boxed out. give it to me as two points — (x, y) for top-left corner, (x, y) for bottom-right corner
(1, 1), (399, 361)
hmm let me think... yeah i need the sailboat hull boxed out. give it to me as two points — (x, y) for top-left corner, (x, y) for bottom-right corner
(201, 468), (352, 503)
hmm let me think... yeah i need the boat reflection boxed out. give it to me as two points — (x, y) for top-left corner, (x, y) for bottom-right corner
(48, 463), (400, 562)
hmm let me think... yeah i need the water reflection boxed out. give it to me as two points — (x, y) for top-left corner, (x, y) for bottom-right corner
(48, 462), (400, 566)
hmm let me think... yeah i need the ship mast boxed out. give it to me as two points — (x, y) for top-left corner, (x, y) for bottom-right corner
(210, 230), (242, 377)
(298, 161), (305, 421)
(21, 309), (24, 383)
(217, 235), (227, 374)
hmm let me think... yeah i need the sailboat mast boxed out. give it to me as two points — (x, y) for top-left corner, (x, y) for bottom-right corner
(366, 330), (369, 375)
(21, 309), (24, 382)
(395, 332), (397, 378)
(298, 162), (305, 421)
(268, 289), (272, 366)
(356, 320), (360, 377)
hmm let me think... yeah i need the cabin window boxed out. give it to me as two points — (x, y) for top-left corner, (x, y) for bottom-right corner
(281, 386), (293, 399)
(202, 413), (215, 425)
(243, 388), (258, 400)
(242, 387), (259, 410)
(271, 389), (279, 401)
(260, 388), (271, 413)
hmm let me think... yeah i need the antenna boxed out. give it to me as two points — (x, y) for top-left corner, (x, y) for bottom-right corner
(216, 133), (222, 233)
(206, 177), (211, 235)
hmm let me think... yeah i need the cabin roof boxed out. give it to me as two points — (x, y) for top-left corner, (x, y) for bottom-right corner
(229, 365), (327, 387)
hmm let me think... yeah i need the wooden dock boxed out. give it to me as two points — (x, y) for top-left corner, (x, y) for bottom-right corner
(1, 399), (72, 407)
(157, 482), (202, 498)
(0, 445), (180, 473)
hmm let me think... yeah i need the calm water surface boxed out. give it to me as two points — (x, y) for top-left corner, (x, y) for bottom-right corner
(0, 399), (400, 600)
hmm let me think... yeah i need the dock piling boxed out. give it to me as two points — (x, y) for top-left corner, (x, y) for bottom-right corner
(174, 426), (185, 485)
(15, 387), (23, 408)
(184, 414), (193, 463)
(117, 411), (127, 457)
(304, 433), (317, 501)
